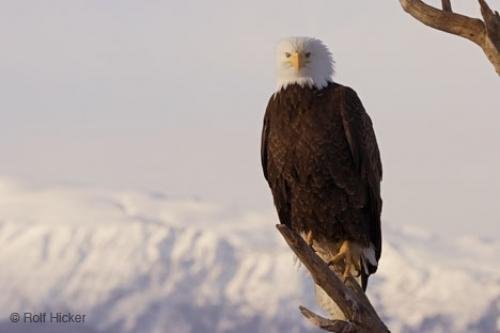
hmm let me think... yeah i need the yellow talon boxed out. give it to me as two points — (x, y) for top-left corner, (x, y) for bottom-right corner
(328, 240), (363, 280)
(305, 230), (314, 247)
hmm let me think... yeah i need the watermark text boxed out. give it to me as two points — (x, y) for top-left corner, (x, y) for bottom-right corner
(10, 312), (86, 324)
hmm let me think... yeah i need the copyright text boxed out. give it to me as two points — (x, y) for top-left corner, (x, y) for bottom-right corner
(10, 312), (86, 324)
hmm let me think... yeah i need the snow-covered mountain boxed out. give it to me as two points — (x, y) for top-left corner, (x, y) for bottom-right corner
(0, 179), (499, 333)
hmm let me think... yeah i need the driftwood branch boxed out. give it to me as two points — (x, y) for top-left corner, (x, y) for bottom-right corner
(441, 0), (452, 12)
(399, 0), (500, 74)
(276, 224), (390, 333)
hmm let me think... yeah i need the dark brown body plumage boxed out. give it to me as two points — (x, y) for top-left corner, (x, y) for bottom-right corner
(261, 82), (382, 286)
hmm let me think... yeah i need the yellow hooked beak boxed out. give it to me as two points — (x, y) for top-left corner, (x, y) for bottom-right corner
(290, 52), (303, 71)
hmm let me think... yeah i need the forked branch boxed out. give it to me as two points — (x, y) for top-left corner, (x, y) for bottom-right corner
(399, 0), (500, 74)
(441, 0), (452, 12)
(276, 224), (390, 333)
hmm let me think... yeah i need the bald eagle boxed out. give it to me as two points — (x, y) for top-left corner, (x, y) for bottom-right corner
(261, 37), (382, 317)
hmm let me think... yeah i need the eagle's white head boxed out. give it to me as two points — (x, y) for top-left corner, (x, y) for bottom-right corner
(275, 37), (334, 91)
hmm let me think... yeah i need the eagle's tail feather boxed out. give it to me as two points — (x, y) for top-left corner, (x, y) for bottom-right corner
(361, 271), (369, 291)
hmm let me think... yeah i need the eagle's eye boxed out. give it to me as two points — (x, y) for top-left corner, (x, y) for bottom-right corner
(305, 52), (311, 58)
(285, 52), (291, 58)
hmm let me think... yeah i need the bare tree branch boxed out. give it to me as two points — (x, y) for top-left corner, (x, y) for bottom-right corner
(399, 0), (485, 44)
(299, 306), (358, 333)
(479, 0), (500, 50)
(399, 0), (500, 74)
(441, 0), (452, 12)
(276, 224), (390, 333)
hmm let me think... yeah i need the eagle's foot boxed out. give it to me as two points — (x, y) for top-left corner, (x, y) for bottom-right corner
(328, 240), (362, 281)
(305, 230), (314, 247)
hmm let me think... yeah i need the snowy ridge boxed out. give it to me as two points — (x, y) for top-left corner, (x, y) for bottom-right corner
(0, 179), (499, 333)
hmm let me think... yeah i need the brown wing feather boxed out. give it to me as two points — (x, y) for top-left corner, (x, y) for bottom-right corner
(340, 87), (383, 264)
(260, 105), (270, 181)
(261, 96), (293, 229)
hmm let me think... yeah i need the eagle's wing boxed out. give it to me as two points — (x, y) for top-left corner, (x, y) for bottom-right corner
(260, 97), (293, 229)
(340, 87), (383, 264)
(260, 103), (270, 181)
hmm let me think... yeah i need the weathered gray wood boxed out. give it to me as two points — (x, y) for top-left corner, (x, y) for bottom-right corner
(299, 306), (358, 333)
(276, 224), (390, 333)
(399, 0), (500, 74)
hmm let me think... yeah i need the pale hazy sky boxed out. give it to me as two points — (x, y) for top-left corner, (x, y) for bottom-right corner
(1, 0), (499, 237)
